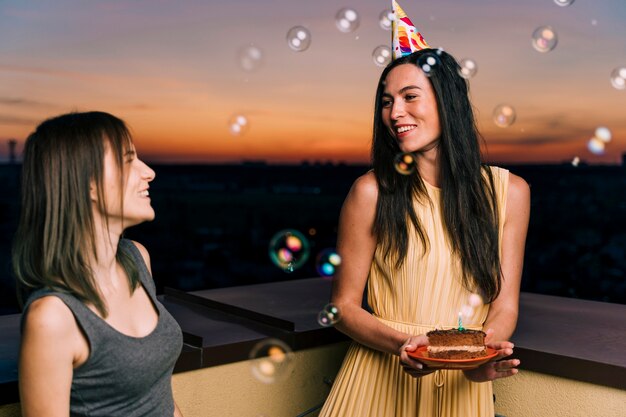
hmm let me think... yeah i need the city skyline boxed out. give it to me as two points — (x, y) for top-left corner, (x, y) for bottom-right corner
(1, 0), (626, 164)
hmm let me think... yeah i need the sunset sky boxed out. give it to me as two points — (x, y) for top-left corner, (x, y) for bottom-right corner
(1, 0), (625, 164)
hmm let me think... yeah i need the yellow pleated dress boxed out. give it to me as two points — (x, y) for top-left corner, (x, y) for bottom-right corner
(320, 166), (509, 417)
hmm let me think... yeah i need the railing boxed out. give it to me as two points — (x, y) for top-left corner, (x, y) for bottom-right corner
(1, 281), (625, 417)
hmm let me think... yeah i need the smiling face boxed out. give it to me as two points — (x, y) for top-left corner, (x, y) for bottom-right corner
(96, 139), (156, 232)
(381, 63), (441, 155)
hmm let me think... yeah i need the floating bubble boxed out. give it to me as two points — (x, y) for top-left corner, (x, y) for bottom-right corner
(468, 293), (483, 308)
(372, 45), (391, 67)
(268, 229), (310, 272)
(458, 58), (478, 79)
(594, 126), (612, 143)
(553, 0), (574, 6)
(571, 156), (580, 167)
(317, 303), (341, 327)
(228, 114), (248, 136)
(394, 152), (417, 175)
(587, 137), (605, 155)
(460, 305), (474, 320)
(286, 26), (312, 52)
(532, 26), (558, 53)
(335, 8), (360, 33)
(237, 45), (263, 72)
(249, 339), (294, 384)
(493, 104), (516, 128)
(417, 52), (440, 77)
(379, 9), (394, 31)
(610, 66), (626, 90)
(316, 248), (342, 278)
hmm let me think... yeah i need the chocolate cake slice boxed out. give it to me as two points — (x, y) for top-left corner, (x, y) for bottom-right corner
(426, 329), (487, 359)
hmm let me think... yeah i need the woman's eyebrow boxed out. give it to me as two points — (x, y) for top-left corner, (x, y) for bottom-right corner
(383, 85), (422, 96)
(399, 85), (421, 93)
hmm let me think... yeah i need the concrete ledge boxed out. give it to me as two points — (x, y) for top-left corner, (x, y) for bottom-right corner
(0, 283), (624, 408)
(511, 293), (626, 390)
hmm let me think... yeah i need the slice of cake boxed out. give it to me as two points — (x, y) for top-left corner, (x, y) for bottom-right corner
(426, 329), (487, 359)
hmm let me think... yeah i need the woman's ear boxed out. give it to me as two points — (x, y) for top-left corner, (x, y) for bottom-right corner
(89, 181), (98, 202)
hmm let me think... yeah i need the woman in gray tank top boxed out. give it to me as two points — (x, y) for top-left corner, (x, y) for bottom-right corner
(13, 112), (184, 417)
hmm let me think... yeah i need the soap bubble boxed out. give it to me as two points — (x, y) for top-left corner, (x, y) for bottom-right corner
(336, 8), (360, 33)
(316, 248), (342, 278)
(493, 104), (516, 128)
(268, 229), (310, 272)
(238, 45), (263, 72)
(468, 293), (483, 308)
(379, 9), (394, 31)
(610, 66), (626, 90)
(553, 0), (575, 6)
(394, 152), (417, 175)
(586, 127), (612, 156)
(228, 114), (248, 135)
(594, 126), (612, 143)
(532, 26), (558, 53)
(317, 303), (341, 327)
(587, 137), (605, 155)
(286, 26), (312, 52)
(460, 305), (474, 320)
(417, 52), (440, 76)
(249, 339), (294, 384)
(372, 45), (392, 67)
(458, 58), (478, 79)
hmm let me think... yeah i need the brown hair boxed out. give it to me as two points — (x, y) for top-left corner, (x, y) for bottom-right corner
(371, 50), (501, 302)
(13, 111), (140, 317)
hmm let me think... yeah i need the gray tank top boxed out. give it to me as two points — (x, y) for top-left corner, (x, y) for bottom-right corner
(22, 239), (183, 417)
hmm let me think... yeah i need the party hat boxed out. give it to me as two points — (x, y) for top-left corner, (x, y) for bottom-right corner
(392, 0), (430, 60)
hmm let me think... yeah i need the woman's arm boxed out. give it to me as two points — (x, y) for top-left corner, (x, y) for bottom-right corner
(331, 173), (419, 356)
(484, 173), (530, 341)
(465, 173), (530, 382)
(20, 296), (86, 417)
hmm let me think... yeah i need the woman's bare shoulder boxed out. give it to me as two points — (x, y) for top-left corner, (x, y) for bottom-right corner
(129, 240), (153, 274)
(505, 173), (531, 222)
(129, 240), (150, 261)
(23, 296), (76, 338)
(348, 171), (378, 204)
(507, 173), (530, 205)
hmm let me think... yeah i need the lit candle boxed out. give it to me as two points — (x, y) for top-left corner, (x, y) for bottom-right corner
(458, 311), (465, 331)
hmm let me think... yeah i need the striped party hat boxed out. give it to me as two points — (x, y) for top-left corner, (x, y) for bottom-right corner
(392, 0), (430, 60)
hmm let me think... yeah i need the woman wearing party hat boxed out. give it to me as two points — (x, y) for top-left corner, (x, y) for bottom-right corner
(320, 1), (530, 416)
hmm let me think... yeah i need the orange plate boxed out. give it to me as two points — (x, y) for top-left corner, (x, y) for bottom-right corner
(407, 346), (498, 370)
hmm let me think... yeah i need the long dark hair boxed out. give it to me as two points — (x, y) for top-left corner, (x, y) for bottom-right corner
(13, 111), (140, 317)
(371, 49), (501, 302)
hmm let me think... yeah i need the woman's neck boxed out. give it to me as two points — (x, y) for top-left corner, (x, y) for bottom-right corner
(90, 213), (124, 291)
(415, 147), (440, 187)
